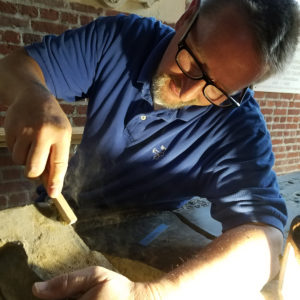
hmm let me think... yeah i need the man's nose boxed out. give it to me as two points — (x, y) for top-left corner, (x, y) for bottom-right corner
(179, 77), (205, 102)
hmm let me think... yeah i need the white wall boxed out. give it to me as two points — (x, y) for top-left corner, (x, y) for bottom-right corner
(71, 0), (186, 23)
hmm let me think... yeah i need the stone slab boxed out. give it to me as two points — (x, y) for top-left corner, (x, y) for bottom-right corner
(75, 209), (212, 272)
(0, 204), (165, 299)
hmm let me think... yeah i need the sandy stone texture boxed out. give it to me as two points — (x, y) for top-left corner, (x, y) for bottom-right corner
(0, 204), (165, 300)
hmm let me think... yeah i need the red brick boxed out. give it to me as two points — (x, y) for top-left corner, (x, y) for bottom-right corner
(8, 192), (29, 207)
(60, 103), (75, 114)
(61, 12), (78, 24)
(286, 124), (298, 130)
(31, 21), (68, 35)
(104, 9), (123, 16)
(280, 117), (287, 123)
(32, 0), (66, 8)
(264, 100), (276, 107)
(275, 153), (286, 160)
(73, 116), (86, 126)
(17, 4), (38, 17)
(76, 105), (87, 115)
(40, 8), (59, 21)
(273, 131), (284, 137)
(22, 33), (42, 45)
(275, 159), (286, 166)
(271, 139), (283, 145)
(0, 195), (7, 209)
(265, 92), (280, 100)
(70, 2), (98, 13)
(254, 91), (265, 99)
(293, 102), (300, 108)
(286, 145), (293, 152)
(257, 99), (266, 107)
(0, 15), (29, 28)
(284, 138), (296, 144)
(28, 189), (38, 203)
(0, 153), (14, 166)
(260, 108), (273, 115)
(293, 116), (300, 123)
(0, 43), (21, 55)
(288, 109), (300, 115)
(274, 108), (287, 115)
(280, 93), (295, 100)
(2, 168), (23, 181)
(265, 117), (273, 124)
(0, 180), (35, 194)
(272, 146), (286, 152)
(0, 0), (17, 14)
(80, 15), (94, 25)
(287, 152), (299, 158)
(1, 30), (20, 44)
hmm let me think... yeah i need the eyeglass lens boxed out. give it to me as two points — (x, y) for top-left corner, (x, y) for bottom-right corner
(176, 48), (226, 102)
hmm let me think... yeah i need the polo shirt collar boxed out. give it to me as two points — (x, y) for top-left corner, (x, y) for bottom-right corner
(136, 30), (214, 122)
(137, 31), (174, 103)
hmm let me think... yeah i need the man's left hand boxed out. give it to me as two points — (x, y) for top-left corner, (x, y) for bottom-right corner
(32, 266), (159, 300)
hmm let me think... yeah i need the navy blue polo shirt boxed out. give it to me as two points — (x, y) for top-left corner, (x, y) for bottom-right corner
(26, 14), (287, 232)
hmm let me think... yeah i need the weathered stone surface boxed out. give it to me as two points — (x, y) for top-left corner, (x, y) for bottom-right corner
(0, 204), (164, 299)
(0, 204), (113, 280)
(0, 243), (41, 300)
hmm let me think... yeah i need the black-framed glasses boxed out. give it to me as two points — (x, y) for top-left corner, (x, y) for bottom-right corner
(175, 6), (248, 107)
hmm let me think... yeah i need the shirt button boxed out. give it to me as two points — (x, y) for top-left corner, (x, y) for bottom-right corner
(140, 115), (147, 121)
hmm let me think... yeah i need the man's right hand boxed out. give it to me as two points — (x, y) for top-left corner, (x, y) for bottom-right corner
(0, 49), (72, 198)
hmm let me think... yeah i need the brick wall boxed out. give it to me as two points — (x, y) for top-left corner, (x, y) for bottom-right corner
(0, 0), (299, 210)
(255, 92), (300, 174)
(0, 0), (107, 209)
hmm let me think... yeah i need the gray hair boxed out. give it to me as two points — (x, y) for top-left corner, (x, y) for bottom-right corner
(200, 0), (300, 82)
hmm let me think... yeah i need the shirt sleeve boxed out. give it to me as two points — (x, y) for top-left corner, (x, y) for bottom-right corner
(25, 15), (126, 101)
(199, 93), (287, 233)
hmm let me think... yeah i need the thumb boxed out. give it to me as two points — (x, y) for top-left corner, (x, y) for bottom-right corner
(32, 267), (105, 299)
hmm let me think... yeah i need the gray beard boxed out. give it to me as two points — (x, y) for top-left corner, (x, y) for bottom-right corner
(151, 73), (198, 109)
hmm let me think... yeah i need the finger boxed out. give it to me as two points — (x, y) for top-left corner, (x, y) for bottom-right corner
(11, 137), (31, 165)
(25, 137), (51, 179)
(32, 267), (106, 300)
(47, 136), (70, 198)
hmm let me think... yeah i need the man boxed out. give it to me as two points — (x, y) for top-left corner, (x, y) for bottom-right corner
(0, 0), (299, 299)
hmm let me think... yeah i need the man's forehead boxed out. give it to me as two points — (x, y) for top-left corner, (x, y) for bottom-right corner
(187, 6), (263, 91)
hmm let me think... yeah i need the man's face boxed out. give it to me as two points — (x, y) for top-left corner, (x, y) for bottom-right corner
(152, 6), (264, 109)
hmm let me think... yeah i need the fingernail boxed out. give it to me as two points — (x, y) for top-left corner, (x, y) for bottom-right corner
(33, 282), (48, 293)
(49, 186), (60, 198)
(26, 167), (39, 178)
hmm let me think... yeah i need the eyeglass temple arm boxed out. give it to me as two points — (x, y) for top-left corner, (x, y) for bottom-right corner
(228, 95), (241, 107)
(228, 87), (249, 107)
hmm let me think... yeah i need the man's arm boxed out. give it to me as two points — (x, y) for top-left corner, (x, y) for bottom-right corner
(155, 223), (283, 299)
(0, 49), (71, 197)
(32, 223), (283, 299)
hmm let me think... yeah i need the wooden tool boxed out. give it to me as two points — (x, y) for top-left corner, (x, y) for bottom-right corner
(50, 193), (78, 225)
(42, 175), (77, 225)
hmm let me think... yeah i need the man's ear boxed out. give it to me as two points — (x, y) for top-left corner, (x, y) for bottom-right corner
(175, 0), (200, 30)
